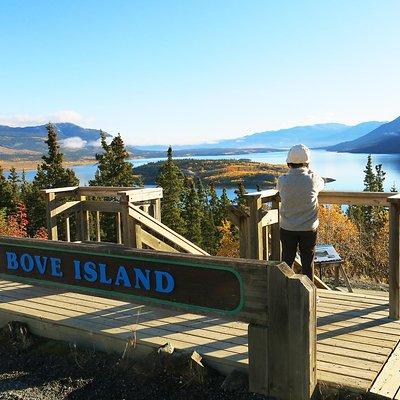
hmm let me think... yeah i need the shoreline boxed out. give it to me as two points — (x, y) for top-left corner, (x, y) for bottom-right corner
(0, 158), (96, 171)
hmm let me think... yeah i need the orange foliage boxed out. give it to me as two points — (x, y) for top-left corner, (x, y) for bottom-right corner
(216, 219), (239, 258)
(318, 205), (389, 281)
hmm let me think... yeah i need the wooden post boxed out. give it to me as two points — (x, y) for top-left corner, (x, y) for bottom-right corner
(119, 194), (133, 246)
(65, 216), (70, 242)
(45, 192), (58, 240)
(246, 194), (263, 260)
(389, 196), (400, 319)
(116, 212), (122, 244)
(248, 263), (316, 399)
(154, 198), (161, 221)
(270, 199), (281, 261)
(96, 211), (101, 242)
(79, 196), (90, 242)
(239, 216), (251, 259)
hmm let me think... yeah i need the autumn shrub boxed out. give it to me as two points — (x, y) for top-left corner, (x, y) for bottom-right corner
(216, 220), (239, 258)
(318, 205), (389, 282)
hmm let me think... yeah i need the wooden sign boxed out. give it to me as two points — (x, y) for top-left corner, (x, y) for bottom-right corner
(0, 238), (244, 316)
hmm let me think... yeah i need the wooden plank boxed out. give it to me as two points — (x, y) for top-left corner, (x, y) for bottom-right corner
(120, 188), (163, 203)
(246, 194), (263, 260)
(45, 192), (58, 241)
(369, 341), (400, 398)
(288, 273), (317, 399)
(65, 216), (70, 242)
(42, 187), (79, 194)
(0, 237), (271, 325)
(317, 370), (371, 391)
(260, 209), (279, 227)
(78, 186), (137, 198)
(95, 211), (101, 242)
(116, 212), (122, 244)
(248, 324), (268, 394)
(319, 191), (394, 206)
(318, 360), (376, 381)
(50, 201), (81, 217)
(128, 205), (209, 255)
(82, 200), (122, 213)
(317, 352), (382, 372)
(317, 343), (387, 363)
(140, 229), (178, 253)
(317, 337), (393, 356)
(270, 199), (281, 261)
(390, 201), (400, 320)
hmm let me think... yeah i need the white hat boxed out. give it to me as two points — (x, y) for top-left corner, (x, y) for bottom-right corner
(286, 144), (310, 164)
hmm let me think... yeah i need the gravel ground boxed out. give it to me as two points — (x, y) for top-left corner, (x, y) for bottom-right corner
(0, 322), (266, 400)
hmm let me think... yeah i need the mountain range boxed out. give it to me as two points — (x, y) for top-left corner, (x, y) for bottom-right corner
(327, 116), (400, 153)
(0, 117), (399, 161)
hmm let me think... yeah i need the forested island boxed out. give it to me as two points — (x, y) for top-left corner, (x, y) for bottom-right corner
(135, 159), (287, 189)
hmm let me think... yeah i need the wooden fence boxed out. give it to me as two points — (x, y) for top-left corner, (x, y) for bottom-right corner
(233, 189), (400, 320)
(0, 236), (317, 399)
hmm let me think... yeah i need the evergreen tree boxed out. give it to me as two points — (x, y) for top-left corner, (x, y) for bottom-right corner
(90, 131), (141, 187)
(40, 123), (79, 188)
(26, 123), (79, 235)
(391, 182), (397, 193)
(234, 181), (247, 208)
(155, 146), (186, 235)
(196, 179), (218, 254)
(182, 179), (202, 246)
(7, 167), (20, 212)
(0, 166), (14, 213)
(217, 188), (231, 226)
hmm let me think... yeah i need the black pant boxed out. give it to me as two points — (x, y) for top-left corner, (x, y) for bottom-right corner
(280, 228), (317, 281)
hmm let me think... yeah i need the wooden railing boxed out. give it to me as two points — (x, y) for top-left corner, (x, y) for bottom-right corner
(43, 186), (208, 255)
(231, 189), (400, 319)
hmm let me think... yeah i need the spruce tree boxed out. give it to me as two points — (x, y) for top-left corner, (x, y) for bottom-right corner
(155, 147), (186, 235)
(27, 123), (79, 235)
(197, 179), (218, 254)
(7, 167), (20, 212)
(90, 131), (141, 187)
(0, 166), (13, 212)
(234, 181), (247, 208)
(182, 179), (202, 246)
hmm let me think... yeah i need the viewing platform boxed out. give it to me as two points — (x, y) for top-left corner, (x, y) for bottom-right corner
(0, 279), (399, 397)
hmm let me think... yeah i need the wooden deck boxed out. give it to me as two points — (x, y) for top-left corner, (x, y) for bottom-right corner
(0, 279), (399, 397)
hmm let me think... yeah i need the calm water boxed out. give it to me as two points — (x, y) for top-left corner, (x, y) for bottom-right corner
(24, 150), (400, 196)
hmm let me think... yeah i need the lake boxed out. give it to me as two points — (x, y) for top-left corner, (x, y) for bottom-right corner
(25, 149), (400, 197)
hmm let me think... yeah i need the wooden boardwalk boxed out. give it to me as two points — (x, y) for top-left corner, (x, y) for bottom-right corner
(0, 279), (399, 397)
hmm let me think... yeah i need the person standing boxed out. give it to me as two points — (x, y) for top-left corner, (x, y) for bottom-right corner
(276, 144), (325, 282)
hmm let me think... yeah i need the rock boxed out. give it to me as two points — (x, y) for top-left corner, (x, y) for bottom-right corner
(221, 369), (248, 392)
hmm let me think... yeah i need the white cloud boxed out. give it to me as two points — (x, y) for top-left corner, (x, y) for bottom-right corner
(60, 136), (87, 150)
(0, 110), (93, 127)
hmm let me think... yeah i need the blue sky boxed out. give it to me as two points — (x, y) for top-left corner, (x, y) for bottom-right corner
(0, 0), (399, 145)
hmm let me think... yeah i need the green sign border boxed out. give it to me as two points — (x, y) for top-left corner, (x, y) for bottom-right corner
(0, 241), (245, 316)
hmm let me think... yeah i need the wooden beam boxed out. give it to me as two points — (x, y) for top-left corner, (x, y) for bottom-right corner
(79, 195), (90, 242)
(140, 229), (179, 253)
(128, 205), (209, 255)
(82, 201), (122, 213)
(95, 211), (101, 242)
(65, 216), (70, 242)
(270, 199), (281, 261)
(260, 209), (279, 227)
(246, 194), (263, 260)
(45, 192), (58, 241)
(119, 188), (163, 203)
(389, 201), (400, 319)
(50, 201), (81, 217)
(42, 186), (79, 194)
(116, 212), (122, 245)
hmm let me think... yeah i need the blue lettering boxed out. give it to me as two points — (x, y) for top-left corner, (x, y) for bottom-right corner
(6, 252), (18, 270)
(73, 260), (82, 280)
(99, 263), (111, 285)
(83, 261), (97, 282)
(133, 268), (150, 290)
(34, 255), (47, 275)
(154, 271), (175, 293)
(50, 258), (63, 277)
(115, 266), (131, 287)
(20, 253), (34, 272)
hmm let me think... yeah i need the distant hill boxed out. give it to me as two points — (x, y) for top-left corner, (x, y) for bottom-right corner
(137, 121), (385, 150)
(328, 116), (400, 153)
(0, 123), (110, 160)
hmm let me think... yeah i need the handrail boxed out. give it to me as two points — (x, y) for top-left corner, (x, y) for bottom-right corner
(245, 190), (399, 206)
(128, 205), (209, 255)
